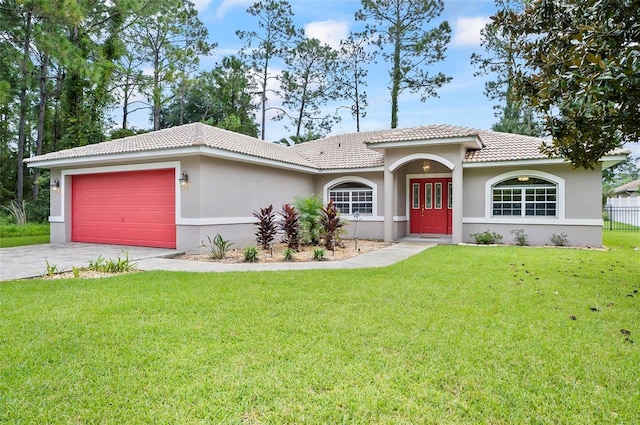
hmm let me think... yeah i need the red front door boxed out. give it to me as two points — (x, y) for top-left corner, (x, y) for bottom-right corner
(409, 177), (452, 234)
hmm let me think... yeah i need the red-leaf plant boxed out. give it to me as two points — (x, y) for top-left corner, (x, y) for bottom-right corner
(278, 203), (300, 250)
(320, 200), (346, 250)
(253, 204), (278, 249)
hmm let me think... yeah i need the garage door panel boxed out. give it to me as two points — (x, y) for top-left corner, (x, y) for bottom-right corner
(72, 169), (176, 248)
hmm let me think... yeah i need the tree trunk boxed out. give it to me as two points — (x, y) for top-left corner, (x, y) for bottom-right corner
(16, 11), (32, 204)
(390, 25), (401, 129)
(122, 83), (129, 129)
(260, 56), (269, 140)
(153, 50), (161, 130)
(354, 69), (361, 132)
(295, 73), (310, 138)
(33, 54), (50, 200)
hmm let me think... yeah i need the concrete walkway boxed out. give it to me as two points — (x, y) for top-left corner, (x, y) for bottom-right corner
(0, 243), (179, 281)
(136, 241), (436, 273)
(0, 241), (437, 281)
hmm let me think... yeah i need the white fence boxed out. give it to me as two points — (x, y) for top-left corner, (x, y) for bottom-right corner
(605, 197), (640, 229)
(607, 197), (640, 207)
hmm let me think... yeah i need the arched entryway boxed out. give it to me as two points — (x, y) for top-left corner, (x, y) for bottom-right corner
(386, 153), (459, 240)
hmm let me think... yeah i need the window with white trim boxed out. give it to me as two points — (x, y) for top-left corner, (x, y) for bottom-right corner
(329, 182), (373, 215)
(492, 177), (557, 217)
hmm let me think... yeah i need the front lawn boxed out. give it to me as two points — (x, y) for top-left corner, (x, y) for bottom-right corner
(0, 223), (49, 247)
(1, 233), (638, 423)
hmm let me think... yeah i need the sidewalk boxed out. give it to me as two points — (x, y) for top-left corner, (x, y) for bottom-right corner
(136, 241), (436, 273)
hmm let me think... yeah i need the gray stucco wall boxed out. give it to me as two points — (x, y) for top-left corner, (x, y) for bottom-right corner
(461, 163), (604, 246)
(177, 157), (315, 250)
(312, 171), (385, 241)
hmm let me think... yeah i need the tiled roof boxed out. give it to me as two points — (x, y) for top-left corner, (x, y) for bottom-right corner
(26, 122), (625, 170)
(465, 130), (548, 162)
(612, 178), (640, 194)
(291, 130), (386, 169)
(365, 124), (481, 144)
(25, 123), (317, 168)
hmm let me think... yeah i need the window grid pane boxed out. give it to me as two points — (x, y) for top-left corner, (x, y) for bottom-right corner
(435, 183), (442, 209)
(329, 186), (374, 216)
(425, 184), (432, 209)
(492, 180), (557, 217)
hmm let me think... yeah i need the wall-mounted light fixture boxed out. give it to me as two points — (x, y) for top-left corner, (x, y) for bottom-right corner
(51, 178), (60, 191)
(422, 160), (431, 173)
(178, 170), (189, 186)
(517, 176), (530, 182)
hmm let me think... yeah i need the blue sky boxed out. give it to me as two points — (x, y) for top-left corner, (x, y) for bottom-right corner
(123, 0), (499, 139)
(122, 0), (640, 157)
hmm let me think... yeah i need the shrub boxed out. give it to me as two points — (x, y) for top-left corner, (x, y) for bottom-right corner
(511, 229), (529, 246)
(1, 200), (27, 225)
(201, 234), (234, 259)
(244, 246), (259, 263)
(88, 252), (136, 273)
(313, 248), (325, 261)
(550, 232), (569, 246)
(283, 247), (294, 262)
(278, 204), (300, 250)
(470, 230), (503, 245)
(320, 200), (347, 250)
(45, 260), (58, 277)
(253, 205), (278, 249)
(293, 194), (323, 245)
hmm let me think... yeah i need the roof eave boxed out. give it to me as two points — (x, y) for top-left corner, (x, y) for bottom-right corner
(367, 135), (482, 151)
(463, 157), (568, 168)
(601, 154), (629, 170)
(26, 146), (320, 174)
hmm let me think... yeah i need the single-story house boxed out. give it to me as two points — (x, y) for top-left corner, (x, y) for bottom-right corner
(25, 122), (628, 251)
(610, 178), (640, 198)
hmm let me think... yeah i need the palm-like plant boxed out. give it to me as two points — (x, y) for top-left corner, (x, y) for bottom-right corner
(293, 194), (323, 245)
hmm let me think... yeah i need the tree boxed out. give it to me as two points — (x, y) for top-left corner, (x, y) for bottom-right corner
(471, 0), (542, 137)
(236, 0), (300, 140)
(112, 51), (150, 130)
(335, 32), (376, 132)
(492, 0), (640, 168)
(603, 156), (640, 199)
(491, 103), (542, 136)
(132, 0), (213, 130)
(275, 38), (339, 138)
(355, 0), (452, 129)
(161, 57), (258, 137)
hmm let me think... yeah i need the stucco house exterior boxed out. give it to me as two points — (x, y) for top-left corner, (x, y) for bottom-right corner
(25, 122), (627, 251)
(610, 178), (640, 198)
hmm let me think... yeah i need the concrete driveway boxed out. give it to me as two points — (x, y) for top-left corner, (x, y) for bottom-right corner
(0, 243), (180, 282)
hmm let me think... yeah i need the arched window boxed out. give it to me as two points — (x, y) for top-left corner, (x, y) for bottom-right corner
(329, 182), (374, 215)
(492, 176), (557, 217)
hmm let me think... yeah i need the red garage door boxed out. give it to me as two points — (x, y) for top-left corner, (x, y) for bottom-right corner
(72, 169), (176, 248)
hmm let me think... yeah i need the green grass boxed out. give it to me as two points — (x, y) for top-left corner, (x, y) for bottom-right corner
(0, 223), (49, 248)
(1, 233), (638, 423)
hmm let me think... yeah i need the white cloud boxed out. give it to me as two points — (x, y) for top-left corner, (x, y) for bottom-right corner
(192, 0), (213, 12)
(216, 0), (252, 18)
(304, 20), (349, 49)
(452, 16), (491, 47)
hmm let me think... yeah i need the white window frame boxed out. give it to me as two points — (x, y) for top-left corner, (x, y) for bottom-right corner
(323, 176), (379, 220)
(484, 170), (566, 221)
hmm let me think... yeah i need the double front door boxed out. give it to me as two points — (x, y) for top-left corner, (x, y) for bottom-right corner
(409, 177), (452, 234)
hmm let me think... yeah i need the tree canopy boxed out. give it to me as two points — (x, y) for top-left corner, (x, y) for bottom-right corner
(356, 0), (451, 129)
(492, 0), (640, 168)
